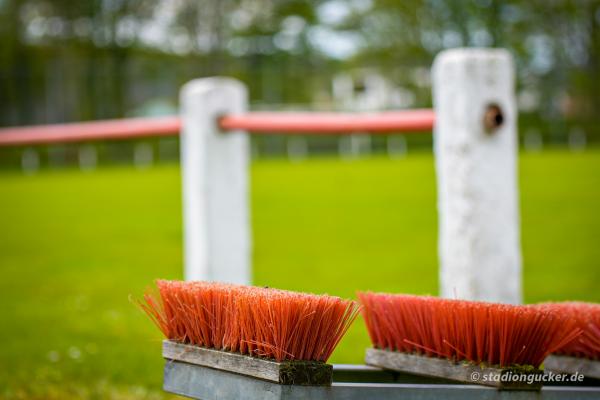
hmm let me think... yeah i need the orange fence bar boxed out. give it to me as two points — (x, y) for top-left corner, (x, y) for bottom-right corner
(219, 110), (435, 134)
(0, 110), (434, 146)
(0, 116), (181, 146)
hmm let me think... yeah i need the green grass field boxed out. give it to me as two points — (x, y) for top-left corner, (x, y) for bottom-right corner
(1, 149), (599, 399)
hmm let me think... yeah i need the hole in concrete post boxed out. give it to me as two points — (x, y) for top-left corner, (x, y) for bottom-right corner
(483, 104), (504, 133)
(216, 112), (228, 133)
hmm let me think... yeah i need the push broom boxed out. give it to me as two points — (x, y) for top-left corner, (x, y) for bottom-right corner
(539, 302), (600, 380)
(358, 292), (581, 389)
(139, 280), (360, 386)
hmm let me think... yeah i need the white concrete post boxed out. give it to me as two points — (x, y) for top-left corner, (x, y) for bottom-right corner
(432, 48), (521, 304)
(180, 78), (250, 284)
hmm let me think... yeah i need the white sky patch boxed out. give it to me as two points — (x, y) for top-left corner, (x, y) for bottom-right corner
(526, 34), (555, 74)
(273, 15), (306, 52)
(472, 28), (493, 47)
(442, 30), (463, 48)
(281, 15), (306, 35)
(308, 26), (360, 59)
(317, 0), (351, 25)
(317, 0), (373, 25)
(138, 0), (178, 50)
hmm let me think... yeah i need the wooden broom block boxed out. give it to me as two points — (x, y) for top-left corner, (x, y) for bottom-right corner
(365, 348), (543, 390)
(544, 355), (600, 380)
(162, 340), (332, 386)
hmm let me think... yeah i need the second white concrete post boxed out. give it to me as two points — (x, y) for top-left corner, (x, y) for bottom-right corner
(180, 78), (251, 284)
(433, 48), (522, 304)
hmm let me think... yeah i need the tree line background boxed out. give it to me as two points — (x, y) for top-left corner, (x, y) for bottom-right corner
(0, 0), (598, 164)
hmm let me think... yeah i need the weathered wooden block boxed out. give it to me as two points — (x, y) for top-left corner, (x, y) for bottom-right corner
(365, 348), (543, 390)
(545, 355), (600, 380)
(162, 340), (332, 386)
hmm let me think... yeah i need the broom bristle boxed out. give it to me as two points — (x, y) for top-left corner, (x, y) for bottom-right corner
(358, 292), (581, 368)
(538, 302), (600, 360)
(139, 280), (360, 362)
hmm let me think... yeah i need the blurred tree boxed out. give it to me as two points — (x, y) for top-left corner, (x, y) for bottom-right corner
(0, 0), (598, 145)
(331, 0), (599, 142)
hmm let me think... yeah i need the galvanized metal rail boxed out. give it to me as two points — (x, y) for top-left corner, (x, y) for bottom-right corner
(164, 361), (600, 400)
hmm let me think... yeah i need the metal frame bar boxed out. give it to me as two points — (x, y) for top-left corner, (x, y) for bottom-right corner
(164, 361), (600, 400)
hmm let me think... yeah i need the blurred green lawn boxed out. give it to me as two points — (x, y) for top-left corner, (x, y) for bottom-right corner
(1, 149), (599, 399)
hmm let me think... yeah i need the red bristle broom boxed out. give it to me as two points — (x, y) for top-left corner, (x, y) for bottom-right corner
(539, 302), (600, 380)
(358, 292), (581, 389)
(139, 280), (360, 386)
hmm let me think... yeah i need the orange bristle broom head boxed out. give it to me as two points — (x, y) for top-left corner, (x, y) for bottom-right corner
(139, 280), (360, 362)
(358, 293), (581, 368)
(537, 302), (600, 360)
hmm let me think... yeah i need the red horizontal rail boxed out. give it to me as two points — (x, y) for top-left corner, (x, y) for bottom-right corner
(0, 116), (181, 146)
(219, 110), (435, 134)
(0, 110), (434, 147)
